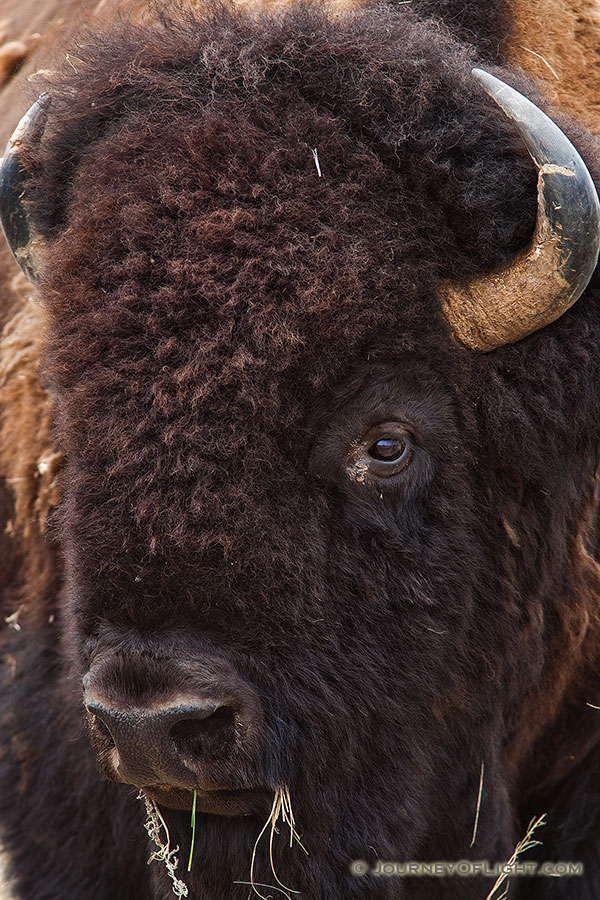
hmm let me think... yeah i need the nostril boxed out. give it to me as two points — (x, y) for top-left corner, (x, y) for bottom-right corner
(85, 705), (116, 747)
(92, 715), (115, 745)
(82, 690), (258, 787)
(170, 706), (237, 758)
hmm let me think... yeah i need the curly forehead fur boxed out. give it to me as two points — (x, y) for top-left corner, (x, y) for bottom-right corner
(24, 2), (600, 547)
(24, 3), (547, 552)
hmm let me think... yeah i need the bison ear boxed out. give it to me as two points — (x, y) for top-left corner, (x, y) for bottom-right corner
(441, 69), (600, 351)
(0, 94), (50, 284)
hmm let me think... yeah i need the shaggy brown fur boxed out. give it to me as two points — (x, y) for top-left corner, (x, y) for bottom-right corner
(0, 298), (62, 537)
(3, 3), (600, 900)
(508, 0), (600, 131)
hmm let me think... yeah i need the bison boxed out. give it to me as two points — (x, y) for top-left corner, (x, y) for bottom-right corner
(1, 1), (600, 898)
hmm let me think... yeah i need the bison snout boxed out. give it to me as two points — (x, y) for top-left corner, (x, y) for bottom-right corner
(84, 689), (262, 790)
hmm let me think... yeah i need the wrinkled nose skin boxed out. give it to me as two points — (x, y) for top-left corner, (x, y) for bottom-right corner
(82, 653), (264, 802)
(84, 698), (244, 788)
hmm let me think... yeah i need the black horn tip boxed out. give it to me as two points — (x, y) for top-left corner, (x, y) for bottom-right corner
(0, 94), (51, 283)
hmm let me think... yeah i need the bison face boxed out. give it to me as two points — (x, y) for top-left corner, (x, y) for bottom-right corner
(56, 343), (512, 870)
(6, 5), (600, 898)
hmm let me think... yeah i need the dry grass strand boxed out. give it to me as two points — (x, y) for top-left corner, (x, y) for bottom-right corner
(485, 814), (546, 900)
(469, 760), (485, 848)
(246, 786), (306, 900)
(139, 790), (189, 898)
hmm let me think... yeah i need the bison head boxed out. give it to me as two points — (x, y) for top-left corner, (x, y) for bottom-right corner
(3, 5), (600, 899)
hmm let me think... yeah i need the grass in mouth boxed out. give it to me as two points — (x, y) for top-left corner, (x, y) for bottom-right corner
(139, 791), (188, 898)
(187, 789), (198, 872)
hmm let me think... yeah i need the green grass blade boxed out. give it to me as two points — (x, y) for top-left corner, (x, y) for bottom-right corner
(187, 790), (197, 872)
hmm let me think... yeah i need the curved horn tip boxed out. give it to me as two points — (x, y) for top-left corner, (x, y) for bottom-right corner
(443, 69), (600, 351)
(4, 93), (51, 158)
(0, 93), (51, 284)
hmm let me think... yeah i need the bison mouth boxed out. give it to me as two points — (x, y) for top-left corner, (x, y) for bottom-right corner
(143, 784), (269, 815)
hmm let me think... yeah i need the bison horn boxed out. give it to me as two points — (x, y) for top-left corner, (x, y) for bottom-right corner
(0, 94), (50, 284)
(441, 69), (600, 351)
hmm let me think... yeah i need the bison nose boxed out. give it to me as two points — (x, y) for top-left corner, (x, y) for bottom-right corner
(85, 698), (245, 788)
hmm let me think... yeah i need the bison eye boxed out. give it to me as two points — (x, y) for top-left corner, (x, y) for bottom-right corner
(368, 436), (407, 462)
(348, 422), (414, 481)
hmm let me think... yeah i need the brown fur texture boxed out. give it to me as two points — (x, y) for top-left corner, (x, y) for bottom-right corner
(0, 297), (62, 537)
(0, 0), (530, 586)
(508, 0), (600, 131)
